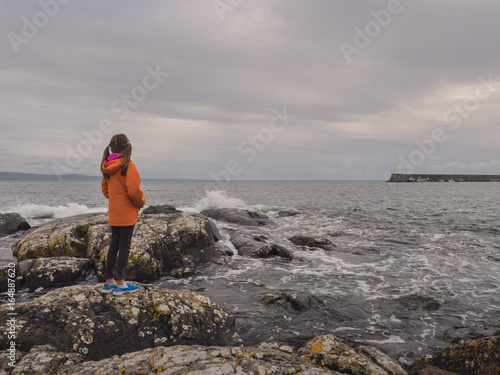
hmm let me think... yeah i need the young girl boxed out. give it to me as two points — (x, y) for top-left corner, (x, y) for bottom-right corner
(100, 134), (146, 295)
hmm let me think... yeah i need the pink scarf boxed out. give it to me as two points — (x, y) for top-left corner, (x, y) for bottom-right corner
(106, 153), (123, 162)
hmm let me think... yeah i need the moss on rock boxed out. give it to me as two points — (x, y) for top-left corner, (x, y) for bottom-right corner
(413, 335), (500, 375)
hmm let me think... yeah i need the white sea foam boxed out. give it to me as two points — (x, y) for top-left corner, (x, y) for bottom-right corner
(192, 190), (249, 212)
(6, 203), (107, 221)
(364, 335), (405, 344)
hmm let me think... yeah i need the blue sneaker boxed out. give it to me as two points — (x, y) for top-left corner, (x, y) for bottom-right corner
(102, 282), (117, 294)
(113, 282), (139, 296)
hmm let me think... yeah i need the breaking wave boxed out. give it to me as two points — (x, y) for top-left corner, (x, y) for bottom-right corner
(6, 203), (106, 221)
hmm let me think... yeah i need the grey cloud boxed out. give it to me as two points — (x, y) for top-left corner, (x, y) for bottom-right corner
(1, 0), (500, 179)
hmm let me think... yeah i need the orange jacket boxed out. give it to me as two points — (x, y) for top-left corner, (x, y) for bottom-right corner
(101, 158), (146, 226)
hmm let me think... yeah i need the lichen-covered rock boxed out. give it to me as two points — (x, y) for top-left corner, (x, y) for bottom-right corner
(300, 335), (408, 375)
(201, 207), (273, 226)
(12, 344), (335, 375)
(12, 215), (108, 261)
(230, 232), (292, 259)
(92, 212), (223, 280)
(289, 235), (336, 251)
(19, 257), (90, 289)
(0, 213), (31, 237)
(412, 335), (500, 375)
(0, 284), (235, 363)
(6, 345), (84, 375)
(4, 335), (410, 375)
(12, 212), (225, 282)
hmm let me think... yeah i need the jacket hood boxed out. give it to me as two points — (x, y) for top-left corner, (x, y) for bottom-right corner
(102, 157), (123, 176)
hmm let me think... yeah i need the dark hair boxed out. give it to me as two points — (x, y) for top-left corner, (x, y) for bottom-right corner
(101, 134), (132, 178)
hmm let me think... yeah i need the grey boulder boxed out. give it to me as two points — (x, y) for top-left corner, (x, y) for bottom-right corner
(201, 208), (273, 226)
(0, 212), (31, 237)
(230, 232), (292, 259)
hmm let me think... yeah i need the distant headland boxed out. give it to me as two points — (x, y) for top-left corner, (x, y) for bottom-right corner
(388, 173), (500, 182)
(0, 172), (196, 181)
(0, 172), (101, 181)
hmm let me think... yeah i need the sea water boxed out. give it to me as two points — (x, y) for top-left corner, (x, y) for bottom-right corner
(1, 179), (499, 364)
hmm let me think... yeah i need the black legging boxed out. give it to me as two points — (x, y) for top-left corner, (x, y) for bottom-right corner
(105, 225), (135, 281)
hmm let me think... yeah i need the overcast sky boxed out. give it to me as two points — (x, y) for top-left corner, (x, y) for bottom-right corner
(1, 0), (500, 180)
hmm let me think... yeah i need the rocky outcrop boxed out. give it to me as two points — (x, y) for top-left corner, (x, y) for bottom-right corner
(141, 204), (180, 214)
(289, 235), (336, 251)
(11, 344), (330, 375)
(104, 212), (224, 280)
(11, 212), (226, 282)
(0, 284), (235, 363)
(301, 335), (408, 374)
(12, 215), (107, 261)
(230, 232), (292, 259)
(412, 335), (500, 375)
(0, 213), (31, 237)
(18, 257), (90, 289)
(7, 334), (409, 375)
(201, 207), (273, 226)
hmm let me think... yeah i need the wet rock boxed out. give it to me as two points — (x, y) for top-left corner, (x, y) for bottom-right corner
(412, 335), (500, 375)
(19, 256), (90, 289)
(0, 284), (235, 362)
(388, 294), (441, 312)
(201, 207), (273, 226)
(0, 212), (31, 237)
(230, 232), (292, 259)
(300, 334), (409, 375)
(442, 326), (498, 344)
(276, 208), (300, 217)
(263, 292), (323, 312)
(141, 204), (180, 214)
(289, 235), (336, 251)
(253, 243), (292, 259)
(12, 212), (225, 282)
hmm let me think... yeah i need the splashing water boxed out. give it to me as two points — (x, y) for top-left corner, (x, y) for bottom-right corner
(192, 190), (249, 212)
